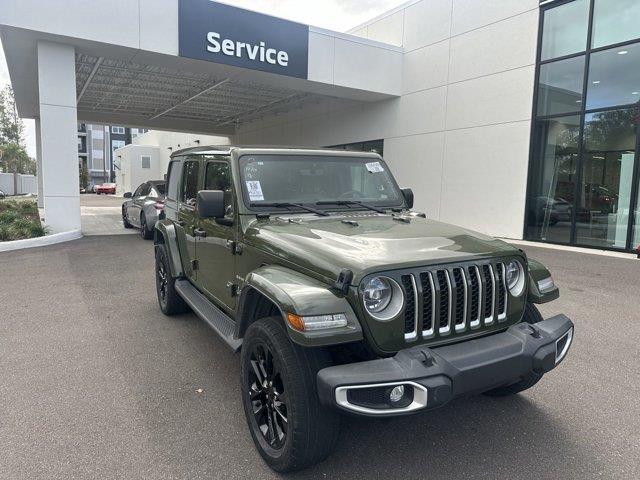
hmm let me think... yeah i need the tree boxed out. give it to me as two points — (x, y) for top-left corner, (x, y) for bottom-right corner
(80, 161), (89, 190)
(0, 85), (35, 176)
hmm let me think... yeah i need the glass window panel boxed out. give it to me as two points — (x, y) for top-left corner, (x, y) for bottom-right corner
(576, 107), (638, 249)
(592, 0), (640, 48)
(526, 116), (581, 244)
(586, 42), (640, 110)
(541, 0), (589, 61)
(537, 56), (585, 116)
(634, 183), (640, 249)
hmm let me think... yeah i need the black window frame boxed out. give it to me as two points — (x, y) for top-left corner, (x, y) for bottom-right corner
(526, 0), (640, 253)
(180, 160), (201, 208)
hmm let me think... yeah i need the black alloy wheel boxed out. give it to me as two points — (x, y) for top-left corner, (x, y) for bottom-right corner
(248, 342), (288, 449)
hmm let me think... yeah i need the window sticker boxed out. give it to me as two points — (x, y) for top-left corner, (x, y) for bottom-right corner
(365, 161), (384, 173)
(246, 180), (264, 201)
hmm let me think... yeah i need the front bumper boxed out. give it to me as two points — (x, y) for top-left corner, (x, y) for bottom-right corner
(317, 314), (574, 416)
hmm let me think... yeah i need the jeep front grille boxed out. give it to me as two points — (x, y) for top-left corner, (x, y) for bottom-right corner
(402, 262), (508, 341)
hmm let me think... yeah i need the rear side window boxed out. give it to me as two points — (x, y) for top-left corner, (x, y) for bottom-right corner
(167, 161), (180, 200)
(181, 161), (200, 206)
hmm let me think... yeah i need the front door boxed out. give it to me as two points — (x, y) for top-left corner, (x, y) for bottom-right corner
(195, 160), (237, 312)
(176, 160), (201, 281)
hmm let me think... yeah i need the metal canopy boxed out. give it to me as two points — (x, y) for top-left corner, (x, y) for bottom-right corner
(75, 53), (337, 131)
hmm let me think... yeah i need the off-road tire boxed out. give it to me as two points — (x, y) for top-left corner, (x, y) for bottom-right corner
(483, 302), (544, 397)
(241, 317), (340, 472)
(140, 213), (153, 240)
(122, 208), (133, 228)
(155, 243), (189, 315)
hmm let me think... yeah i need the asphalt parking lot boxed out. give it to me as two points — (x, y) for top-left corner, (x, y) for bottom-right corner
(1, 235), (638, 479)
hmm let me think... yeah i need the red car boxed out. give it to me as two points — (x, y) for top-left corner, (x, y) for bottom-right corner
(95, 183), (116, 195)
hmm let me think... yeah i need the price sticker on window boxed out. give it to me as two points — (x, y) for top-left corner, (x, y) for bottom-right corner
(365, 161), (384, 173)
(246, 181), (264, 201)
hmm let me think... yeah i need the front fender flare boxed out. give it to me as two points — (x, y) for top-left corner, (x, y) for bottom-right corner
(236, 265), (363, 347)
(528, 259), (559, 304)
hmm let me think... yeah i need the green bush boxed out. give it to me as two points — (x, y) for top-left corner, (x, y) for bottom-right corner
(0, 199), (46, 241)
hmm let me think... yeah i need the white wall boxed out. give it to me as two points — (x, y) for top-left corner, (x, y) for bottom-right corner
(114, 145), (161, 195)
(237, 0), (540, 239)
(133, 130), (230, 174)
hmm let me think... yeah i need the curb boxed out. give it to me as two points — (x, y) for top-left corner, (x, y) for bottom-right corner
(0, 230), (82, 253)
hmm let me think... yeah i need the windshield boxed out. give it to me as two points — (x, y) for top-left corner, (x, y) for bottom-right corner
(239, 154), (403, 211)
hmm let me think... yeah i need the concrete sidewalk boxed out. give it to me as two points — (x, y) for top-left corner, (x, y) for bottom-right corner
(80, 194), (136, 236)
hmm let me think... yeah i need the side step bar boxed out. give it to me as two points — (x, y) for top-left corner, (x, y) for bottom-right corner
(175, 279), (243, 352)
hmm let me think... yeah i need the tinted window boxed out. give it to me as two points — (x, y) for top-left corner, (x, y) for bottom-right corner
(181, 161), (200, 206)
(205, 162), (233, 214)
(592, 0), (640, 48)
(154, 183), (166, 195)
(537, 56), (585, 116)
(133, 184), (145, 197)
(140, 184), (151, 197)
(586, 43), (640, 110)
(540, 0), (589, 61)
(167, 161), (180, 200)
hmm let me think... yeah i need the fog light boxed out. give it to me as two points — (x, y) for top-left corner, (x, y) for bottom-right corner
(389, 385), (405, 403)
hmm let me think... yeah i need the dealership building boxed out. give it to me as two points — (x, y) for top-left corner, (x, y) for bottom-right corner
(1, 0), (639, 253)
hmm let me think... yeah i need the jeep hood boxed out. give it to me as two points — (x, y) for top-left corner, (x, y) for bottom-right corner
(243, 214), (518, 284)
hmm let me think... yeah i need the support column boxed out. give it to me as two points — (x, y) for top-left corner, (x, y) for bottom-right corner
(35, 118), (44, 208)
(37, 41), (80, 233)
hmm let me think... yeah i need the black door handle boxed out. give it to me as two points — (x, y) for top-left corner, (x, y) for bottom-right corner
(193, 228), (207, 238)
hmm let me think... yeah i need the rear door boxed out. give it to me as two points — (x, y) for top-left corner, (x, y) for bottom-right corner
(176, 160), (201, 281)
(132, 183), (151, 226)
(127, 183), (145, 227)
(194, 160), (237, 311)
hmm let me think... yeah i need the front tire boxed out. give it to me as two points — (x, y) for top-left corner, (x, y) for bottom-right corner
(122, 207), (133, 228)
(483, 303), (544, 397)
(241, 318), (340, 472)
(155, 243), (189, 315)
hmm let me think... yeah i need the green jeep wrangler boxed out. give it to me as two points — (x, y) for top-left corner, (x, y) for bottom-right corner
(153, 146), (574, 472)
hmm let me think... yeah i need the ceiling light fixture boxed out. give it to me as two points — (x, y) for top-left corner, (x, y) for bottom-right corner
(633, 91), (640, 95)
(592, 80), (601, 84)
(618, 50), (628, 55)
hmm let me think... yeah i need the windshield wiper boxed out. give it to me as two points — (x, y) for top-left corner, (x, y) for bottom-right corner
(250, 202), (329, 217)
(316, 200), (387, 215)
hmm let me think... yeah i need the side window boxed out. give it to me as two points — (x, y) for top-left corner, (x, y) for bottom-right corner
(139, 184), (151, 197)
(133, 184), (145, 197)
(167, 161), (180, 200)
(205, 162), (233, 216)
(181, 161), (200, 206)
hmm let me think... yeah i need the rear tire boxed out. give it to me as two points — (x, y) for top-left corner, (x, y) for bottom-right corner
(140, 213), (153, 240)
(241, 317), (340, 472)
(155, 243), (189, 315)
(483, 303), (544, 397)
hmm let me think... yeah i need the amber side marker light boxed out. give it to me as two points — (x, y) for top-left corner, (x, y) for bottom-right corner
(286, 313), (348, 332)
(287, 313), (306, 332)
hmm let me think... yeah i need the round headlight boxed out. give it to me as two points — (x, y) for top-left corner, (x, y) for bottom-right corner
(505, 260), (525, 296)
(362, 276), (404, 320)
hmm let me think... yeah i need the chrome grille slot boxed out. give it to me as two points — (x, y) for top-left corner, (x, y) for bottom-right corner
(420, 272), (435, 338)
(452, 268), (467, 332)
(436, 270), (452, 335)
(482, 264), (495, 325)
(495, 262), (507, 321)
(401, 274), (418, 340)
(468, 266), (482, 329)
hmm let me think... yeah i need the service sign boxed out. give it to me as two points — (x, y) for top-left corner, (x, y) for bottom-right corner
(179, 0), (309, 79)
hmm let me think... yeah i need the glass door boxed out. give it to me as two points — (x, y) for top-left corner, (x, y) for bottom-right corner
(574, 107), (638, 249)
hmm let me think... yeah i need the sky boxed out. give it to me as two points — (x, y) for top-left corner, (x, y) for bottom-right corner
(0, 0), (407, 158)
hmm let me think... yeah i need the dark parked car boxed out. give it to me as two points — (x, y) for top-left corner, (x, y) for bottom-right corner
(122, 180), (166, 239)
(154, 146), (574, 472)
(0, 189), (5, 199)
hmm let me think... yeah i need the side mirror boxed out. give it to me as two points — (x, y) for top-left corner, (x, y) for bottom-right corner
(197, 190), (225, 219)
(401, 188), (414, 209)
(123, 192), (132, 199)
